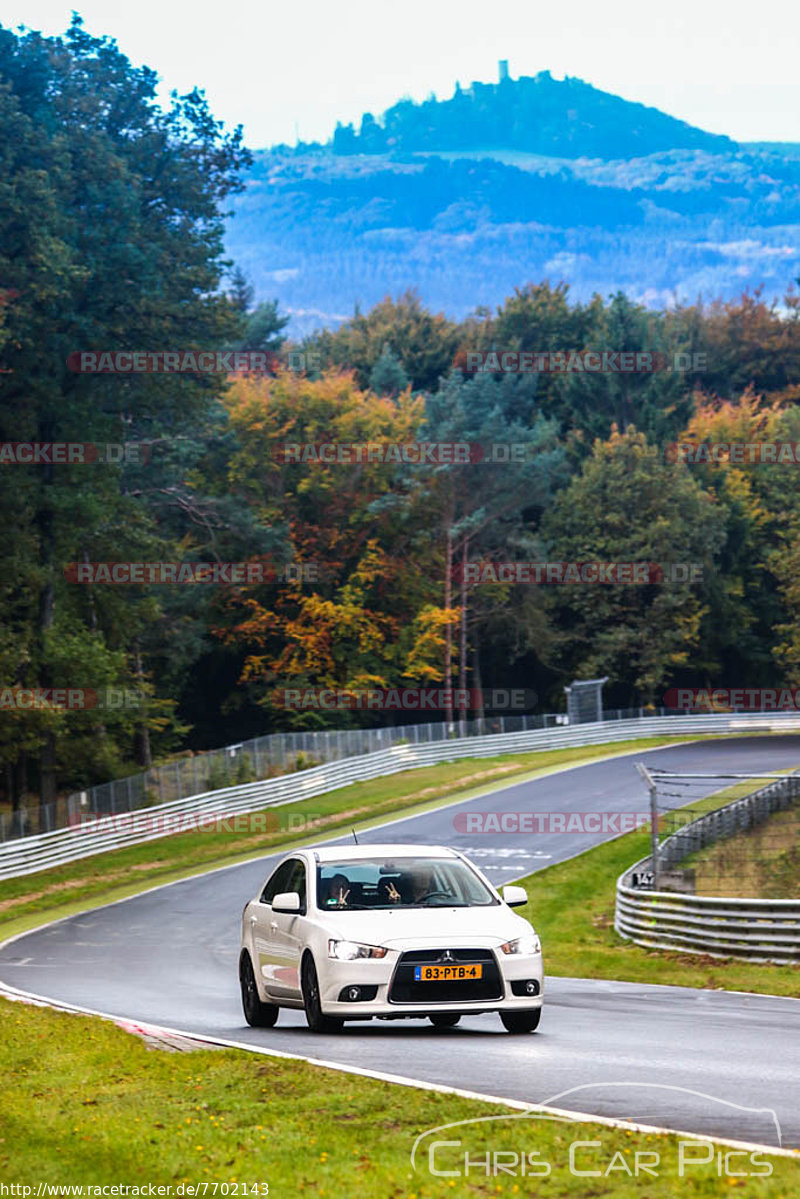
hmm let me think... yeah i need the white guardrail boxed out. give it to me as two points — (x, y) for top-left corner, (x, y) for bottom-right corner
(2, 711), (800, 882)
(615, 775), (800, 964)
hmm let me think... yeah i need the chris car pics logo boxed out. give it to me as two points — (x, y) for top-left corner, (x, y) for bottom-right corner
(410, 1084), (782, 1180)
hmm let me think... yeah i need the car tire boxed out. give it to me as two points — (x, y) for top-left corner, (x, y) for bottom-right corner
(301, 953), (343, 1034)
(500, 1008), (541, 1034)
(239, 950), (279, 1028)
(429, 1013), (461, 1028)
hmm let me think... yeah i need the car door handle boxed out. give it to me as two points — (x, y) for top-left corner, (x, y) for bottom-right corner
(270, 921), (278, 931)
(249, 916), (257, 925)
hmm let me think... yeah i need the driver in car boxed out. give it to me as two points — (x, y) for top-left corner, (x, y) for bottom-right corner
(411, 866), (436, 902)
(384, 866), (438, 904)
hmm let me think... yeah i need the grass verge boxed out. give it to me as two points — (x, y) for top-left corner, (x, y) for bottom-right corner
(683, 805), (800, 898)
(1, 998), (796, 1194)
(515, 779), (800, 996)
(0, 736), (693, 941)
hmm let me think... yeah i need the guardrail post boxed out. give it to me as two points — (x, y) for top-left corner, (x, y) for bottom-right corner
(636, 762), (660, 890)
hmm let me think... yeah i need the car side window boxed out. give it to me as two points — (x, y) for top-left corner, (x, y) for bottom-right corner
(260, 860), (293, 905)
(285, 859), (307, 911)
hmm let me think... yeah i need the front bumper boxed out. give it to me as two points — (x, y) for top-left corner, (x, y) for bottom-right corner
(320, 944), (544, 1019)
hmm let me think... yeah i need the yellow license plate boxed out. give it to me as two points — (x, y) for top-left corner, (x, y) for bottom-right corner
(414, 963), (483, 982)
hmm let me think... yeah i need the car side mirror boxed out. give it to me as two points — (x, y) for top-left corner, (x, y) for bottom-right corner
(272, 891), (301, 913)
(502, 885), (528, 908)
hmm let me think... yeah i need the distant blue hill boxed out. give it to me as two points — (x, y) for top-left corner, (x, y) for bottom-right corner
(326, 68), (736, 161)
(226, 69), (800, 334)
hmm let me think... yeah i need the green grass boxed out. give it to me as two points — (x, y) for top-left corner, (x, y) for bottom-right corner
(3, 737), (800, 1190)
(514, 779), (800, 996)
(0, 736), (695, 941)
(682, 803), (800, 898)
(1, 999), (797, 1194)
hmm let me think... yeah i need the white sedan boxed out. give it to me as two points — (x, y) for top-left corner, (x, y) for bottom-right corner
(239, 843), (543, 1033)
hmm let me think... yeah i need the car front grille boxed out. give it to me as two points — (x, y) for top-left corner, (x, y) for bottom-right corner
(389, 948), (503, 1003)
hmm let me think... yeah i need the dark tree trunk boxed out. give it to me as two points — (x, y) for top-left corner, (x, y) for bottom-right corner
(444, 527), (454, 729)
(473, 634), (485, 733)
(37, 417), (57, 826)
(459, 537), (469, 737)
(133, 643), (152, 768)
(39, 734), (57, 830)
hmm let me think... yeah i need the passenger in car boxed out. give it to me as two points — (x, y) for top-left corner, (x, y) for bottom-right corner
(380, 878), (403, 904)
(322, 873), (351, 907)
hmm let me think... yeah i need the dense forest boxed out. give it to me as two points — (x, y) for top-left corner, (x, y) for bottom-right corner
(2, 19), (800, 814)
(227, 143), (800, 336)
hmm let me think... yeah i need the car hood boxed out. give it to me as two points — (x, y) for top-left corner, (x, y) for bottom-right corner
(317, 904), (533, 948)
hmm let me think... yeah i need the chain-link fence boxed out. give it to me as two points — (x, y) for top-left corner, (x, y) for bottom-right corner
(0, 704), (682, 843)
(626, 770), (800, 896)
(655, 775), (800, 897)
(616, 772), (800, 960)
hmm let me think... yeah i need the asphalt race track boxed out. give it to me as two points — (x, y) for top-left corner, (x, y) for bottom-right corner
(2, 736), (799, 1149)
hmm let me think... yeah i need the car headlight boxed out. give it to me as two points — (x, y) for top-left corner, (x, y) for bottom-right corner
(328, 939), (388, 960)
(500, 934), (541, 956)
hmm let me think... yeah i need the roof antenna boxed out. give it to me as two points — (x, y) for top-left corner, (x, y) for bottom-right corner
(352, 827), (359, 844)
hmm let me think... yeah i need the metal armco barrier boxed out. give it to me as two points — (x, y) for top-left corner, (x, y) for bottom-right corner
(616, 774), (800, 963)
(3, 711), (800, 881)
(6, 706), (602, 841)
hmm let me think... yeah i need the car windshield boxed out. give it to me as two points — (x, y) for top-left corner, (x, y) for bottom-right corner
(316, 856), (497, 910)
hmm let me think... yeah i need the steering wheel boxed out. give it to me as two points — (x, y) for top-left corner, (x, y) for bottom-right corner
(417, 890), (453, 903)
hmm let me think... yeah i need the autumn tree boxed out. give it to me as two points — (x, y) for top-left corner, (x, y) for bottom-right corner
(676, 389), (800, 686)
(305, 291), (460, 392)
(218, 370), (444, 727)
(416, 369), (566, 723)
(541, 426), (725, 703)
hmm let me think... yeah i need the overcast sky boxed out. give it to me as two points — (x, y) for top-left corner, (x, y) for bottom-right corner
(3, 0), (798, 149)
